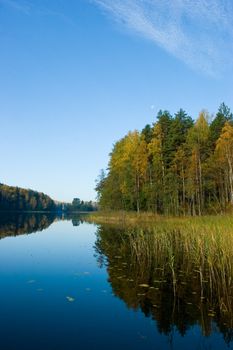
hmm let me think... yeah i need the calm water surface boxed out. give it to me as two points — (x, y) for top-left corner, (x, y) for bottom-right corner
(0, 213), (232, 350)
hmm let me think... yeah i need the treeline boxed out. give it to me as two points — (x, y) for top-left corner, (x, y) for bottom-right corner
(0, 183), (57, 211)
(65, 197), (97, 212)
(96, 103), (233, 215)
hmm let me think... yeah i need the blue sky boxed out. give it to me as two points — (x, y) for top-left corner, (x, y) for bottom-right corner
(1, 0), (233, 202)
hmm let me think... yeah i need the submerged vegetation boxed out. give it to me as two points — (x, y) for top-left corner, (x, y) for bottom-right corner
(96, 103), (233, 215)
(94, 217), (233, 343)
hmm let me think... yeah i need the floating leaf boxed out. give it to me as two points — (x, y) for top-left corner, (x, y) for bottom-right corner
(66, 296), (75, 302)
(139, 284), (149, 288)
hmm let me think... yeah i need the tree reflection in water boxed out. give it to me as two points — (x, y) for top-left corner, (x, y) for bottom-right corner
(0, 212), (58, 239)
(0, 212), (86, 239)
(94, 224), (233, 345)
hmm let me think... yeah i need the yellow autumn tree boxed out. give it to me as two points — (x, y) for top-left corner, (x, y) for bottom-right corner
(215, 122), (233, 204)
(108, 131), (148, 212)
(186, 111), (210, 215)
(148, 123), (164, 213)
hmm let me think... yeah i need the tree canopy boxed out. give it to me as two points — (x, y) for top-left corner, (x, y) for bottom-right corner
(96, 103), (233, 215)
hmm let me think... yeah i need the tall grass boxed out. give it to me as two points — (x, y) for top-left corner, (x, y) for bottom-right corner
(92, 214), (233, 338)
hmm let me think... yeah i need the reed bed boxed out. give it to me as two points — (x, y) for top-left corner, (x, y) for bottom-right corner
(92, 213), (233, 337)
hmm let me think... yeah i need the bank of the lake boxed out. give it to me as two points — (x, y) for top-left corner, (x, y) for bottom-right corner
(1, 212), (233, 348)
(88, 211), (233, 327)
(87, 210), (233, 228)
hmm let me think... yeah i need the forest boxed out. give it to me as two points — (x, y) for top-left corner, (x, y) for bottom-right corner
(0, 183), (97, 213)
(0, 183), (57, 211)
(96, 103), (233, 215)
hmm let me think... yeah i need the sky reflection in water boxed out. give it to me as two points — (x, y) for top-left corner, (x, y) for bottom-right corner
(0, 214), (232, 350)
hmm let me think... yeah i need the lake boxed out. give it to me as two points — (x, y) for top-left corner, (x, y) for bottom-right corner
(0, 213), (232, 349)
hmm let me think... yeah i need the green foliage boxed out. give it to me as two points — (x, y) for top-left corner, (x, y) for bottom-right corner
(96, 103), (233, 215)
(172, 109), (194, 147)
(141, 124), (153, 144)
(210, 102), (233, 147)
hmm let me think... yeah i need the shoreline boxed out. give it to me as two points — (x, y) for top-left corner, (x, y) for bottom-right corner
(86, 210), (232, 227)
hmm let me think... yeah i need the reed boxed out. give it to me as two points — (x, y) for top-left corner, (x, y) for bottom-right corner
(92, 213), (233, 336)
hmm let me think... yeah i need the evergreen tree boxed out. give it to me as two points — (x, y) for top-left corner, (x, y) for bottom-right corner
(210, 103), (233, 148)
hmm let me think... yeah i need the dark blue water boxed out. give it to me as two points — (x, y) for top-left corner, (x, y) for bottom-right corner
(0, 214), (232, 350)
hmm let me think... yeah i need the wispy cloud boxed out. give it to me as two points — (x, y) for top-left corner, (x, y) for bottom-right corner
(0, 0), (31, 14)
(0, 0), (74, 26)
(93, 0), (233, 76)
